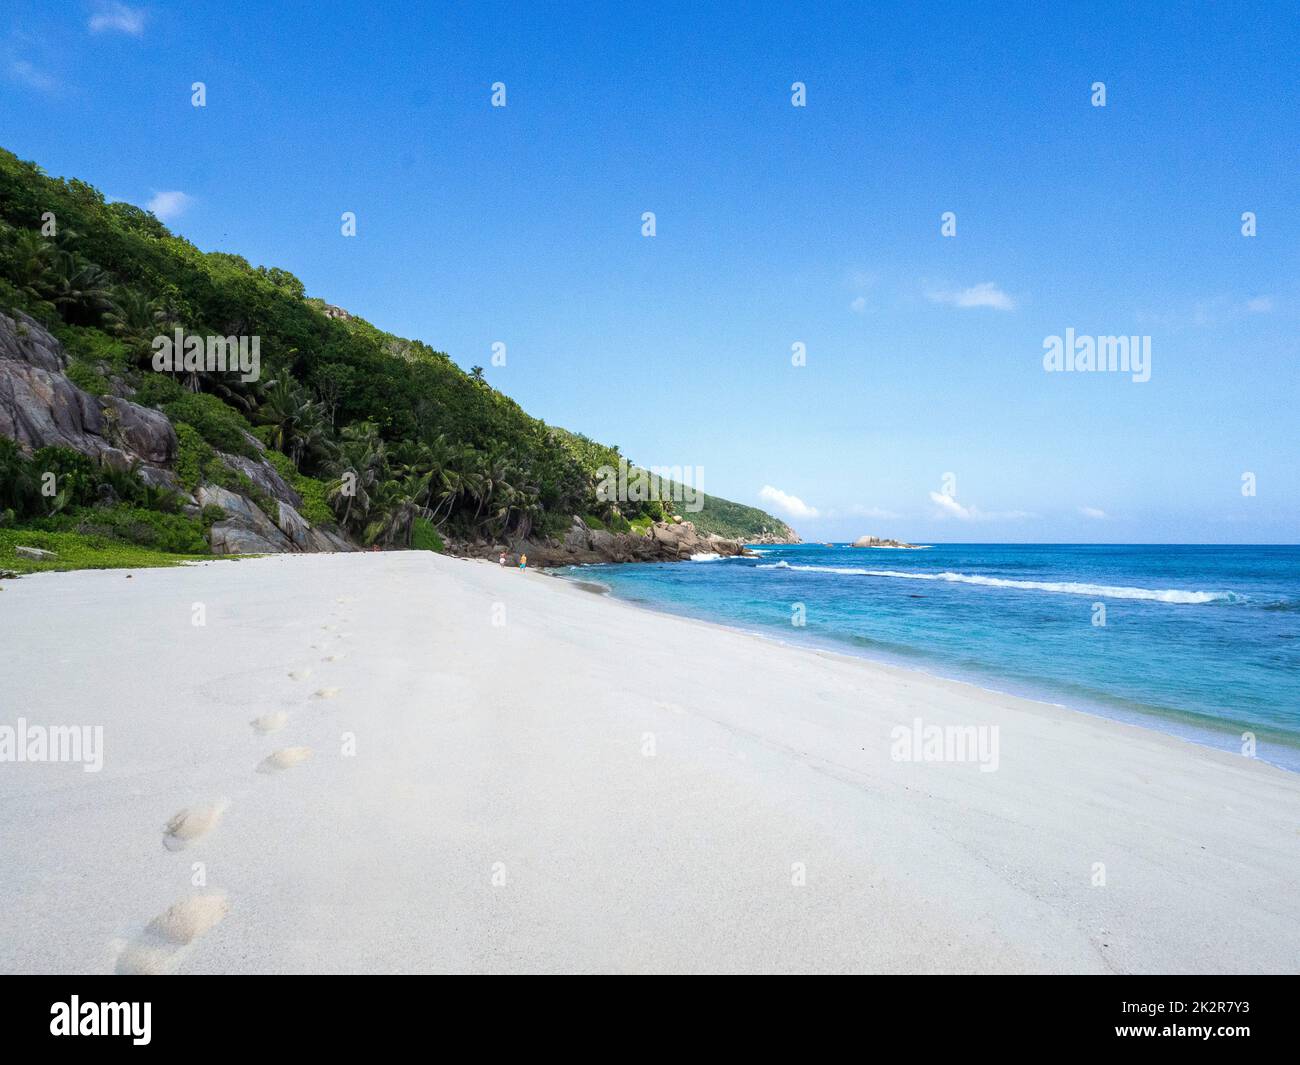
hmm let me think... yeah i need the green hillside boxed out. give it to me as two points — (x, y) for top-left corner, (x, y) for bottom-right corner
(0, 146), (793, 554)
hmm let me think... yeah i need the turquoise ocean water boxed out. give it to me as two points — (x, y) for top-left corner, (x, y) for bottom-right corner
(557, 543), (1300, 771)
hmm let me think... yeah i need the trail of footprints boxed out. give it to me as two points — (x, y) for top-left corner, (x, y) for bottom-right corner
(112, 595), (356, 974)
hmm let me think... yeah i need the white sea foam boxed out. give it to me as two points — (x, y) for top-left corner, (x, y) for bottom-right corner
(755, 564), (1240, 604)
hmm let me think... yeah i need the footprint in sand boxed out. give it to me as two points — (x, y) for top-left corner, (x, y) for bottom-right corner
(321, 653), (345, 662)
(257, 746), (312, 773)
(321, 624), (337, 631)
(113, 893), (229, 974)
(162, 801), (228, 851)
(250, 710), (289, 734)
(288, 668), (312, 681)
(313, 687), (341, 700)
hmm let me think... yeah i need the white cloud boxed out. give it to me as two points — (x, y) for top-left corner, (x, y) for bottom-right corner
(929, 490), (972, 519)
(927, 282), (1016, 311)
(928, 491), (1031, 522)
(846, 269), (878, 314)
(146, 190), (192, 221)
(759, 485), (819, 520)
(6, 58), (58, 92)
(1139, 294), (1276, 329)
(89, 3), (147, 35)
(1079, 506), (1108, 520)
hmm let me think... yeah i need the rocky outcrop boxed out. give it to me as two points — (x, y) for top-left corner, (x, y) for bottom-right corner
(453, 516), (752, 567)
(750, 528), (801, 545)
(216, 450), (302, 510)
(194, 482), (356, 556)
(0, 311), (178, 482)
(852, 535), (922, 549)
(305, 525), (355, 553)
(196, 484), (292, 551)
(0, 310), (355, 556)
(101, 396), (177, 466)
(0, 311), (64, 371)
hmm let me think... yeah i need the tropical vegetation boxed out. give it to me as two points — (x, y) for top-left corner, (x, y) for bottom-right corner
(0, 146), (794, 564)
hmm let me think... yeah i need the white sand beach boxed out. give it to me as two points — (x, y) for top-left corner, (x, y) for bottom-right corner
(1, 551), (1297, 974)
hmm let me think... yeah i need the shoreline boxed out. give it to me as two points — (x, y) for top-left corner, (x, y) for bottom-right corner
(2, 551), (1298, 973)
(547, 556), (1300, 775)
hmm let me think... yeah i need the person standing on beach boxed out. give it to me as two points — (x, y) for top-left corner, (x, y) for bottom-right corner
(518, 554), (527, 570)
(498, 553), (507, 566)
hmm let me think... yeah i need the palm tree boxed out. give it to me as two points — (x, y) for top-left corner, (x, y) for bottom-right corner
(48, 251), (117, 325)
(326, 422), (386, 532)
(0, 438), (39, 519)
(256, 378), (331, 468)
(363, 470), (434, 547)
(10, 230), (57, 303)
(103, 286), (169, 355)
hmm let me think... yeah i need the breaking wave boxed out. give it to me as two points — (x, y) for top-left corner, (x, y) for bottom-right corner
(755, 563), (1243, 604)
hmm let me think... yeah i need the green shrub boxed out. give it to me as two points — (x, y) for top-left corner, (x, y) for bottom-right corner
(411, 517), (444, 553)
(30, 446), (100, 507)
(538, 510), (571, 539)
(55, 326), (133, 373)
(36, 505), (208, 553)
(64, 359), (107, 394)
(0, 526), (212, 573)
(173, 422), (212, 491)
(134, 372), (185, 408)
(264, 449), (332, 525)
(162, 393), (259, 457)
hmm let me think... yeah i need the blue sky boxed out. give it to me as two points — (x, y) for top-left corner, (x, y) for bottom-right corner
(2, 1), (1297, 542)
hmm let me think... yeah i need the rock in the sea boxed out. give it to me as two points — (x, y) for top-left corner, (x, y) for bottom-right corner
(851, 534), (920, 549)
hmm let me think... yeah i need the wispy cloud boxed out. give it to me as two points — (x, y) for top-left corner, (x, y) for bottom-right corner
(759, 485), (819, 520)
(89, 3), (147, 36)
(926, 282), (1016, 311)
(146, 190), (192, 221)
(1079, 506), (1108, 520)
(847, 270), (878, 314)
(1138, 294), (1277, 329)
(6, 57), (58, 92)
(928, 491), (1031, 522)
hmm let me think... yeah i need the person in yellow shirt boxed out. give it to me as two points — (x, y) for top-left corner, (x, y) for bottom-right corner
(518, 554), (527, 570)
